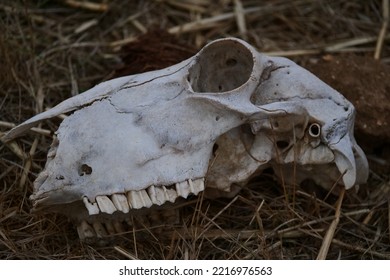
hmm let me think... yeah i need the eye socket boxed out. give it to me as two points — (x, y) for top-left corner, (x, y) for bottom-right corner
(308, 123), (321, 138)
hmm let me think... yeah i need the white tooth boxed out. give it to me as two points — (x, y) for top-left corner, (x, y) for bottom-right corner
(92, 222), (108, 237)
(162, 186), (177, 203)
(127, 190), (153, 209)
(176, 181), (191, 198)
(96, 195), (117, 214)
(147, 185), (165, 205)
(77, 220), (95, 240)
(111, 193), (130, 213)
(83, 197), (100, 215)
(189, 178), (205, 195)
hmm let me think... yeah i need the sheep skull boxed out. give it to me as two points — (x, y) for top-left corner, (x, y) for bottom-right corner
(2, 38), (368, 240)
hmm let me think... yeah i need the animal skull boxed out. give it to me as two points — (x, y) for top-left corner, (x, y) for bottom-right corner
(2, 38), (368, 240)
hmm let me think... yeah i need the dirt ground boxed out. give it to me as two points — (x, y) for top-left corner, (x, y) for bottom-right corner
(0, 0), (389, 259)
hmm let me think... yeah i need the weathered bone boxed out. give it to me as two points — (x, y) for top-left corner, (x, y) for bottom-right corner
(1, 37), (369, 241)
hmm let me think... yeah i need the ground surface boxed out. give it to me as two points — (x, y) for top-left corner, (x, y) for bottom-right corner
(0, 0), (389, 259)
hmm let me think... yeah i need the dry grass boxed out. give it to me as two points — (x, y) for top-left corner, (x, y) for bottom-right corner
(0, 0), (389, 260)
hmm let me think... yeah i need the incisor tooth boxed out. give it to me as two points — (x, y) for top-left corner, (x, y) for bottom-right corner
(127, 190), (153, 209)
(96, 195), (117, 214)
(83, 197), (100, 215)
(111, 193), (130, 213)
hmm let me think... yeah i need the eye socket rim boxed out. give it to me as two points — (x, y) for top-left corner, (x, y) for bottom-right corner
(308, 123), (321, 138)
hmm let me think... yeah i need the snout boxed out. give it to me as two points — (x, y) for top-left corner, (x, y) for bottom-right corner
(330, 135), (369, 189)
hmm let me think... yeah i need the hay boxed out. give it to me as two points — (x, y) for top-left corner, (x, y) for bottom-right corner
(0, 0), (389, 259)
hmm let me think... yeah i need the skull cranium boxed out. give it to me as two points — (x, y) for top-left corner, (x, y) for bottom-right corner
(2, 38), (368, 240)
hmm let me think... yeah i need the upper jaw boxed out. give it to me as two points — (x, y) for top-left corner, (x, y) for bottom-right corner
(31, 177), (206, 215)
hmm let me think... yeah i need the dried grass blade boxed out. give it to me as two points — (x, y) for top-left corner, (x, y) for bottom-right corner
(316, 187), (345, 260)
(375, 0), (389, 59)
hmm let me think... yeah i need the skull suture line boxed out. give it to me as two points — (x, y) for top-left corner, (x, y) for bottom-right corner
(2, 38), (368, 240)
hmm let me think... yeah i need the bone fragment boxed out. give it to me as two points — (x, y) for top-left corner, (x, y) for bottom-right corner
(77, 220), (96, 240)
(127, 190), (153, 209)
(111, 193), (130, 213)
(96, 195), (117, 214)
(82, 197), (100, 215)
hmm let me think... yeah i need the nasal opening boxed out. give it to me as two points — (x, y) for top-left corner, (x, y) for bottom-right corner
(188, 39), (254, 93)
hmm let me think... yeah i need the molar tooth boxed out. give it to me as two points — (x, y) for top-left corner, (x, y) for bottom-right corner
(175, 178), (205, 199)
(77, 220), (96, 240)
(127, 190), (153, 209)
(83, 197), (100, 215)
(163, 186), (177, 203)
(96, 195), (117, 214)
(189, 178), (205, 195)
(176, 181), (191, 198)
(92, 222), (108, 238)
(147, 185), (165, 205)
(111, 193), (130, 213)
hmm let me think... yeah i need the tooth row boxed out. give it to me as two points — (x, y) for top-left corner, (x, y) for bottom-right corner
(147, 185), (177, 205)
(76, 208), (180, 240)
(77, 220), (126, 240)
(82, 178), (205, 215)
